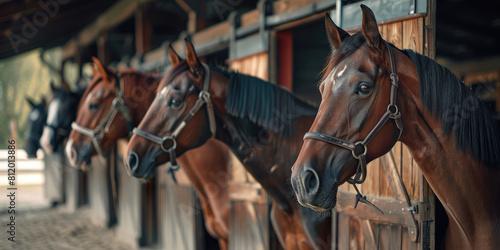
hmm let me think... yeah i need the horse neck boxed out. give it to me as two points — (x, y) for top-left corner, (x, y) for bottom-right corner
(398, 59), (500, 246)
(121, 73), (161, 126)
(215, 106), (314, 211)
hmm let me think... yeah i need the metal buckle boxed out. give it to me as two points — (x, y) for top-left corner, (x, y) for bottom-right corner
(390, 73), (399, 87)
(160, 136), (177, 152)
(198, 90), (211, 102)
(94, 126), (105, 140)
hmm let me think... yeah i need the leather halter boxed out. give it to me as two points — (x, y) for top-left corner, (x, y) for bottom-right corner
(304, 41), (403, 212)
(133, 63), (216, 182)
(71, 74), (133, 156)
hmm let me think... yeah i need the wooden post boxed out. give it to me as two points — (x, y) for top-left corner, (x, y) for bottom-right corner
(175, 0), (197, 33)
(497, 70), (500, 112)
(97, 33), (109, 65)
(135, 4), (152, 55)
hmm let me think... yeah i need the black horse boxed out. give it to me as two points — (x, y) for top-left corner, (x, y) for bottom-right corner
(23, 97), (47, 158)
(40, 82), (85, 154)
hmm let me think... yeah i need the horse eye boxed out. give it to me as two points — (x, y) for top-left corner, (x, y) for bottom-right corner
(168, 97), (183, 109)
(357, 83), (373, 96)
(89, 103), (100, 110)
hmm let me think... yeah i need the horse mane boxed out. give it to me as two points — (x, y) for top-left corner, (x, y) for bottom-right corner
(405, 50), (500, 168)
(225, 71), (318, 137)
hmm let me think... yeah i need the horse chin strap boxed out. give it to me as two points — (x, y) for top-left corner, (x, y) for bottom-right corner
(304, 41), (403, 214)
(72, 73), (133, 156)
(133, 63), (216, 183)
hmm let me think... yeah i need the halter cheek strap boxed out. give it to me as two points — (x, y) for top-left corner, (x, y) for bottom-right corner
(133, 62), (216, 183)
(71, 74), (134, 156)
(304, 41), (403, 213)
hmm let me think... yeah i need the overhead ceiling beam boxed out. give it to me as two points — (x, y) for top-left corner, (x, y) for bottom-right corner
(62, 0), (151, 61)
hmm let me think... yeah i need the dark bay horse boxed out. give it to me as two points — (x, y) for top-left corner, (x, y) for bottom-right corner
(65, 56), (231, 250)
(40, 82), (84, 155)
(291, 5), (500, 249)
(125, 39), (331, 249)
(24, 96), (48, 158)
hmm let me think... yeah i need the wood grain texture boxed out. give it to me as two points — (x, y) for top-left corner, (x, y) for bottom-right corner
(403, 18), (424, 53)
(338, 213), (350, 249)
(229, 52), (269, 81)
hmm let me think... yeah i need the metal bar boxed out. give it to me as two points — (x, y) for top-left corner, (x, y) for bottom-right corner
(330, 0), (427, 29)
(336, 0), (342, 27)
(266, 0), (337, 27)
(336, 189), (426, 226)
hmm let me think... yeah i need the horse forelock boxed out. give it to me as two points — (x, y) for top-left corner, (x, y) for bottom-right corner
(320, 32), (367, 84)
(158, 62), (190, 92)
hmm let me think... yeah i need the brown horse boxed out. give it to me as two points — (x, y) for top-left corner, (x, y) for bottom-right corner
(65, 56), (231, 249)
(291, 5), (500, 249)
(125, 39), (331, 249)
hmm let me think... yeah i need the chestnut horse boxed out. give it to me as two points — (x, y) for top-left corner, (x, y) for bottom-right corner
(291, 5), (500, 249)
(125, 39), (331, 249)
(65, 56), (231, 249)
(24, 96), (48, 158)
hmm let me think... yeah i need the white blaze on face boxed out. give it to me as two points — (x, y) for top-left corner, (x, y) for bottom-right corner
(159, 85), (172, 97)
(327, 64), (348, 93)
(40, 99), (61, 154)
(335, 65), (347, 79)
(65, 138), (77, 167)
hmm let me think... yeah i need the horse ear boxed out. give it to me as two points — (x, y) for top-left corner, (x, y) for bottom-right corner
(61, 81), (71, 92)
(168, 44), (182, 67)
(360, 4), (381, 49)
(91, 56), (110, 81)
(185, 39), (201, 74)
(50, 81), (57, 92)
(325, 13), (350, 50)
(25, 96), (36, 107)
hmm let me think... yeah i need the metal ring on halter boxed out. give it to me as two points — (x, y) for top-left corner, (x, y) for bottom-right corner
(387, 104), (398, 115)
(352, 142), (367, 159)
(160, 136), (177, 153)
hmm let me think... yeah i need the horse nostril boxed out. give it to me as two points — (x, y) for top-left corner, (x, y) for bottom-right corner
(127, 151), (140, 174)
(302, 167), (320, 196)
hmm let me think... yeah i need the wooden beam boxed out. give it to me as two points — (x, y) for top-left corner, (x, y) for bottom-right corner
(175, 0), (196, 33)
(62, 0), (147, 61)
(97, 33), (109, 65)
(135, 4), (152, 55)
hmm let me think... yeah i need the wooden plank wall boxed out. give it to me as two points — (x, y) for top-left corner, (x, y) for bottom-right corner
(157, 168), (199, 250)
(337, 16), (427, 250)
(229, 52), (269, 81)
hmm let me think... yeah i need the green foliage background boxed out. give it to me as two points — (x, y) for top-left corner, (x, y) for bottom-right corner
(0, 48), (61, 149)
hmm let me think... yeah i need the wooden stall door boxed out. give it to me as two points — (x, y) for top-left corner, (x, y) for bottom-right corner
(334, 16), (435, 250)
(88, 154), (116, 228)
(114, 140), (157, 248)
(156, 165), (203, 250)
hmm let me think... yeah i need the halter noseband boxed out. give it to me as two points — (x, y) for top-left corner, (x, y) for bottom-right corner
(132, 63), (216, 182)
(304, 41), (404, 212)
(71, 74), (133, 156)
